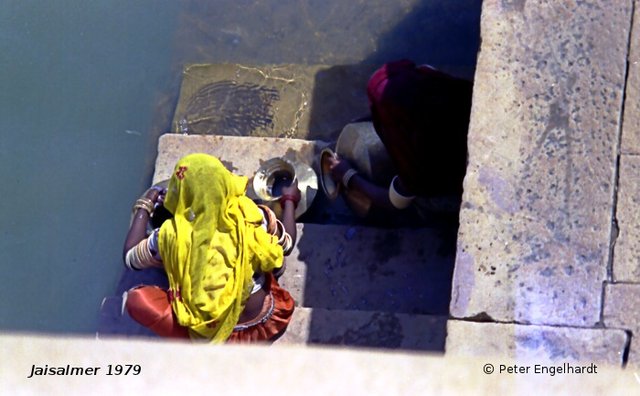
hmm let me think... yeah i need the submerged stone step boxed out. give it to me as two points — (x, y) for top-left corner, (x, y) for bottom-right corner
(274, 306), (447, 352)
(171, 63), (377, 141)
(280, 223), (457, 315)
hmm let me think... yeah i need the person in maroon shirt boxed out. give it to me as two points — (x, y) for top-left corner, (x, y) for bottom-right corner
(328, 59), (473, 223)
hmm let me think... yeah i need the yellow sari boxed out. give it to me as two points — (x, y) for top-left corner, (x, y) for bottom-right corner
(158, 153), (283, 342)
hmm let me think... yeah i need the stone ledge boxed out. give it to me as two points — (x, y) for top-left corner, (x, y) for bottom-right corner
(621, 1), (640, 154)
(153, 133), (329, 184)
(446, 320), (628, 366)
(280, 223), (456, 315)
(450, 0), (632, 326)
(612, 155), (640, 281)
(274, 306), (447, 352)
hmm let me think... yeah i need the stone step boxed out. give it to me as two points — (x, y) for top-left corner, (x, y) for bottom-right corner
(153, 133), (359, 225)
(104, 220), (456, 332)
(97, 294), (446, 352)
(280, 223), (457, 315)
(274, 306), (447, 352)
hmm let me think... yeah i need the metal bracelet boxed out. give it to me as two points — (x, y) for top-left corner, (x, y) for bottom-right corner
(342, 168), (358, 188)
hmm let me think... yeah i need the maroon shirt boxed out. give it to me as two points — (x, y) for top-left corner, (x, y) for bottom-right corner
(367, 60), (473, 197)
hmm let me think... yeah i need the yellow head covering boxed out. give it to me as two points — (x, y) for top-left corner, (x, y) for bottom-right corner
(158, 153), (284, 342)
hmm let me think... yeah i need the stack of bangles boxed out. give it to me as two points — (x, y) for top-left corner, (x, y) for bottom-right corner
(274, 219), (293, 255)
(259, 204), (294, 255)
(388, 175), (415, 209)
(132, 197), (154, 215)
(342, 169), (358, 188)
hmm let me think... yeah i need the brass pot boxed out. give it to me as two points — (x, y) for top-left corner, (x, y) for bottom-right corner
(252, 157), (318, 219)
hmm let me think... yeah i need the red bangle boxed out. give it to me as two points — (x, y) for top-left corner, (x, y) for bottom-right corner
(279, 194), (300, 209)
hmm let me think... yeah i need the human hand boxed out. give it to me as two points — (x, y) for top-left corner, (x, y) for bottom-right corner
(145, 186), (167, 206)
(281, 180), (301, 202)
(326, 156), (354, 184)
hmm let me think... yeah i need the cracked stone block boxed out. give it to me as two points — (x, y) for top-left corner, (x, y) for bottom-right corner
(275, 306), (447, 352)
(446, 320), (628, 366)
(603, 283), (640, 367)
(450, 1), (632, 326)
(613, 156), (640, 281)
(171, 63), (376, 141)
(280, 223), (457, 315)
(622, 0), (640, 154)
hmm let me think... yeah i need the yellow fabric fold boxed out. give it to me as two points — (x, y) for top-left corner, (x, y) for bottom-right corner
(158, 153), (283, 342)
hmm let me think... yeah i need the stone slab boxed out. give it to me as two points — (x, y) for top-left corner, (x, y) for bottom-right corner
(603, 283), (640, 367)
(451, 1), (632, 326)
(621, 0), (640, 154)
(153, 133), (363, 224)
(446, 320), (628, 366)
(280, 223), (457, 315)
(154, 133), (329, 184)
(275, 306), (447, 352)
(171, 63), (376, 141)
(613, 156), (640, 281)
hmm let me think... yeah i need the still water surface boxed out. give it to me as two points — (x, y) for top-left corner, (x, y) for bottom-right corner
(0, 0), (481, 334)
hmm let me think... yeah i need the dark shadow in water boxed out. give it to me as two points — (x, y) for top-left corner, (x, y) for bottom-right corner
(298, 0), (482, 352)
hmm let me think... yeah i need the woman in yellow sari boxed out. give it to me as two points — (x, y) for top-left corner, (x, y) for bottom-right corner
(122, 153), (298, 343)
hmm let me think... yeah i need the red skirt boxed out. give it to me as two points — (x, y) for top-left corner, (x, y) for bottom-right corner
(125, 272), (294, 343)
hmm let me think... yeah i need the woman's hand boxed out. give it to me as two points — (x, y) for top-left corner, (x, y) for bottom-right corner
(280, 181), (301, 204)
(279, 181), (299, 256)
(326, 156), (354, 184)
(145, 186), (167, 208)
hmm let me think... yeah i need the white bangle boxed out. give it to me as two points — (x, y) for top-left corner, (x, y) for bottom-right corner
(342, 169), (358, 188)
(388, 176), (415, 209)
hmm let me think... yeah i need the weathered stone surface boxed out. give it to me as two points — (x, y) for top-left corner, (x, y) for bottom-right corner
(154, 133), (328, 184)
(153, 133), (364, 223)
(621, 1), (640, 154)
(275, 306), (447, 352)
(613, 156), (640, 281)
(603, 283), (640, 367)
(172, 63), (376, 140)
(628, 340), (640, 368)
(446, 320), (628, 366)
(280, 223), (457, 315)
(451, 1), (632, 326)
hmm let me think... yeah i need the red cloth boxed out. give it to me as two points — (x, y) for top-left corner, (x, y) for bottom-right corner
(367, 59), (473, 196)
(126, 273), (294, 343)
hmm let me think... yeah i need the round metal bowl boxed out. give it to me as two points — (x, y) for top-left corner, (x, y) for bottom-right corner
(252, 157), (318, 219)
(253, 158), (297, 201)
(320, 148), (340, 200)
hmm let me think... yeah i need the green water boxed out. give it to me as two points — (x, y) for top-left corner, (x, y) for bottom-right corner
(0, 0), (481, 334)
